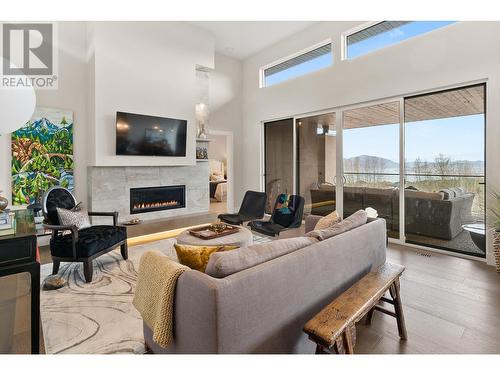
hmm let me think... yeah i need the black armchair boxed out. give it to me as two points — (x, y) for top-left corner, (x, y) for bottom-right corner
(42, 186), (128, 282)
(218, 190), (267, 225)
(248, 194), (305, 237)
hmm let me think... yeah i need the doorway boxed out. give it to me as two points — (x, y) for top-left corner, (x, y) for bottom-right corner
(208, 130), (234, 215)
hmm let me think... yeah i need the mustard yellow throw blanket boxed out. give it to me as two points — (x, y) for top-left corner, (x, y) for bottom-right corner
(133, 250), (189, 348)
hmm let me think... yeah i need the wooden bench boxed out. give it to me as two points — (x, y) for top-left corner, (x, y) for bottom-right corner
(303, 262), (407, 354)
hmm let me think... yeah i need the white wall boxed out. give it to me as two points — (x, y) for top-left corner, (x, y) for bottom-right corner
(241, 21), (500, 265)
(0, 22), (89, 206)
(89, 22), (215, 167)
(209, 53), (243, 210)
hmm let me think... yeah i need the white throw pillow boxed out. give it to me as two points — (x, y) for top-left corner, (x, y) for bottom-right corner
(314, 210), (341, 230)
(56, 207), (91, 229)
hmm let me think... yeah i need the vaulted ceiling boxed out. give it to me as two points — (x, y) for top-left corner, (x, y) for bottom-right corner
(189, 21), (317, 60)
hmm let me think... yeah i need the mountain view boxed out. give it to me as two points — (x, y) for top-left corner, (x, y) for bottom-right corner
(344, 154), (484, 175)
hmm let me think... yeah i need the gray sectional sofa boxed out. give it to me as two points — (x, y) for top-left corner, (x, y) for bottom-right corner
(310, 185), (474, 239)
(143, 216), (386, 354)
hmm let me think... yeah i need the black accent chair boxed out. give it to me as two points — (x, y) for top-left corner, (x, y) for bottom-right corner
(42, 186), (128, 283)
(248, 194), (305, 237)
(218, 190), (267, 225)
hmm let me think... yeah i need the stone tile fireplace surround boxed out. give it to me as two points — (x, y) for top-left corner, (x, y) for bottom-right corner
(88, 164), (209, 224)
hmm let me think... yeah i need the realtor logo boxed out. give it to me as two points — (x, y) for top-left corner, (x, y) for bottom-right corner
(1, 23), (58, 89)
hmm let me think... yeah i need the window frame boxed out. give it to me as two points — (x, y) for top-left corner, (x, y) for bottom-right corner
(342, 21), (455, 61)
(259, 39), (332, 88)
(341, 21), (381, 61)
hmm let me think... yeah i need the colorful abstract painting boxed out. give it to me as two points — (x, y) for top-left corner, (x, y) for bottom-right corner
(11, 107), (74, 205)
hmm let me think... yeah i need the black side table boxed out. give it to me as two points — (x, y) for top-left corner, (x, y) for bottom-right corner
(0, 212), (40, 354)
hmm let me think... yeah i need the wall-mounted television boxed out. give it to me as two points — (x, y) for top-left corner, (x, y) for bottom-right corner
(116, 111), (187, 156)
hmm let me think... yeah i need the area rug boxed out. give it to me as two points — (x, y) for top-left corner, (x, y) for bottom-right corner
(40, 234), (271, 354)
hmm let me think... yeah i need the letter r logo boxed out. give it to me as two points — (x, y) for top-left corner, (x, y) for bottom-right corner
(2, 23), (53, 75)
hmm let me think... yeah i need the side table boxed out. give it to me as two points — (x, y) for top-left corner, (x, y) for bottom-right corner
(0, 211), (40, 354)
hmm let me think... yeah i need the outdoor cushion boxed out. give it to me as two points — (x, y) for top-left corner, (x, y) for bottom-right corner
(51, 225), (127, 258)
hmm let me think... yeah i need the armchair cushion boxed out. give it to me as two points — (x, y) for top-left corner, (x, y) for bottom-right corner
(51, 225), (127, 258)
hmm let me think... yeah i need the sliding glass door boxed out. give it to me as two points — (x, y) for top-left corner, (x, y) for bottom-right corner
(342, 102), (401, 238)
(404, 84), (486, 257)
(296, 113), (337, 216)
(263, 119), (294, 213)
(261, 83), (486, 258)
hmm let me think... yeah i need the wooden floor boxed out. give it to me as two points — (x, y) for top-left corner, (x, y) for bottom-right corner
(355, 244), (500, 354)
(7, 230), (500, 354)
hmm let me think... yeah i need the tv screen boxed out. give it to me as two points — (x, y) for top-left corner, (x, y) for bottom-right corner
(116, 111), (187, 156)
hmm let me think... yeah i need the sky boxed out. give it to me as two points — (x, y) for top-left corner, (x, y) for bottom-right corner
(343, 114), (485, 163)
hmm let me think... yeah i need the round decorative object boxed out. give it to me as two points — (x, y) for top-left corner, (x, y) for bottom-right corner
(0, 58), (36, 135)
(42, 275), (66, 290)
(177, 225), (253, 248)
(0, 191), (8, 212)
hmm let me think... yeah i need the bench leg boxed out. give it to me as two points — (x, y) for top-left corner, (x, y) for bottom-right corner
(342, 323), (355, 354)
(389, 278), (408, 340)
(366, 306), (375, 325)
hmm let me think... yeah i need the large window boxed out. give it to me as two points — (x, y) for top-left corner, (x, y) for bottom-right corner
(404, 84), (485, 257)
(261, 42), (332, 87)
(345, 21), (456, 59)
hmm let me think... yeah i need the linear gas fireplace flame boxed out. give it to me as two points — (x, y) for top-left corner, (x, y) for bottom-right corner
(130, 185), (185, 214)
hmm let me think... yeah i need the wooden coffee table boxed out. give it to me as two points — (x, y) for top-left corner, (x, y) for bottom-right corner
(177, 225), (253, 248)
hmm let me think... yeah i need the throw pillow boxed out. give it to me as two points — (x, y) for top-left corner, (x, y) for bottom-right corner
(305, 209), (367, 241)
(56, 207), (91, 229)
(314, 210), (341, 230)
(174, 244), (238, 272)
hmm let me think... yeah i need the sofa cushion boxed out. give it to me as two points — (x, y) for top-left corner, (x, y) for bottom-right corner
(305, 209), (368, 241)
(174, 244), (238, 272)
(51, 225), (127, 258)
(205, 237), (317, 278)
(314, 210), (341, 230)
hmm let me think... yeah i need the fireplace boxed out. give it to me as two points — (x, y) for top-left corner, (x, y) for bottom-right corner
(130, 185), (186, 214)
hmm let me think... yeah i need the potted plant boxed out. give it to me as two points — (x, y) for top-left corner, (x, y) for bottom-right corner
(490, 191), (500, 272)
